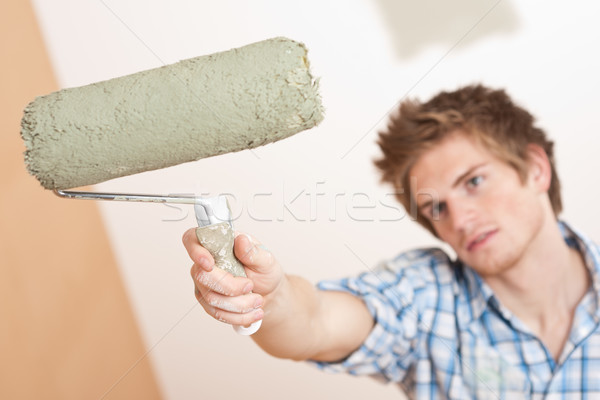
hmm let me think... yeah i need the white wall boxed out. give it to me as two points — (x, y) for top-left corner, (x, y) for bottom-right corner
(31, 1), (600, 398)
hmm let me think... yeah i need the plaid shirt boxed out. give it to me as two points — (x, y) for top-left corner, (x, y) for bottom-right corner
(312, 222), (600, 399)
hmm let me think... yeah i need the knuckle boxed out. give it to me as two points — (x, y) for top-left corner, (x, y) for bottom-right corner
(190, 264), (199, 279)
(199, 271), (229, 294)
(213, 310), (226, 323)
(194, 286), (207, 302)
(240, 313), (254, 327)
(241, 302), (255, 314)
(204, 304), (217, 318)
(203, 291), (217, 306)
(198, 296), (211, 313)
(196, 271), (210, 286)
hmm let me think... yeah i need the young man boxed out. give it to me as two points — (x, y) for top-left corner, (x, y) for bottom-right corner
(182, 85), (600, 399)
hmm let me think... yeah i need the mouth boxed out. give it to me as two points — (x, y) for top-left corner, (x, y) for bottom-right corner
(466, 229), (498, 252)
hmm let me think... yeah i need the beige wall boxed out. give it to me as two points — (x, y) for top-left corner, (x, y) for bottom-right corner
(0, 1), (161, 398)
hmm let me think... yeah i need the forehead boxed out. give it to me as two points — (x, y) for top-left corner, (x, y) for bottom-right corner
(409, 132), (494, 187)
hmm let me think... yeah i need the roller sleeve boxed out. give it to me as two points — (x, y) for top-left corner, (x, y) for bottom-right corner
(21, 37), (324, 189)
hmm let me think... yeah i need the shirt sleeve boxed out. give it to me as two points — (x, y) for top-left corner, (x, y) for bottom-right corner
(308, 248), (449, 383)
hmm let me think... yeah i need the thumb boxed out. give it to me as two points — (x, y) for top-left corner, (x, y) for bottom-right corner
(234, 233), (276, 272)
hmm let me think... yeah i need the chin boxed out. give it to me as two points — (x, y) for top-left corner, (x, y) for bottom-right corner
(460, 253), (514, 278)
(471, 264), (511, 279)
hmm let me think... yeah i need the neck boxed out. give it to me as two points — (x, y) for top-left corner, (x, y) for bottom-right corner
(484, 217), (590, 359)
(486, 218), (588, 318)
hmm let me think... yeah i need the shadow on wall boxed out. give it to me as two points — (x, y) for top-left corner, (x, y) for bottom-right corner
(374, 0), (519, 59)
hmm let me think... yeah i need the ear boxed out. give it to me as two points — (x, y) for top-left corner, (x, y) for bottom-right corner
(526, 144), (552, 192)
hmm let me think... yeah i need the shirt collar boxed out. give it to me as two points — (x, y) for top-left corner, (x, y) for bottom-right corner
(456, 220), (600, 328)
(558, 220), (600, 317)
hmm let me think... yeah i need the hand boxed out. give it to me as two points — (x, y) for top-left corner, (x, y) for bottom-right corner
(182, 229), (284, 327)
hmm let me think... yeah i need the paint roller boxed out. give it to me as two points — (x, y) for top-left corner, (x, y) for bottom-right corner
(20, 37), (324, 335)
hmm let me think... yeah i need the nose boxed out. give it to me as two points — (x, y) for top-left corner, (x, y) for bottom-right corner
(447, 197), (476, 233)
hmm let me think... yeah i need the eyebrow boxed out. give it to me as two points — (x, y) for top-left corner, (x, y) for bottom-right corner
(451, 163), (487, 188)
(416, 163), (488, 213)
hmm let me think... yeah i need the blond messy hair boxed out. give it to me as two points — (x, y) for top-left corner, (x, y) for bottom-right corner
(374, 84), (561, 235)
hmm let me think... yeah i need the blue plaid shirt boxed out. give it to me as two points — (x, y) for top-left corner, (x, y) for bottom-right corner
(313, 222), (600, 399)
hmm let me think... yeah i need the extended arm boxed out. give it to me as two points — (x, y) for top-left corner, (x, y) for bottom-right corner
(182, 229), (374, 362)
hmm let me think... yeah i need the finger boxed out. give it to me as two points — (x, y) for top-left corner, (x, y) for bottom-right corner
(234, 233), (276, 271)
(196, 287), (263, 314)
(195, 287), (264, 326)
(191, 265), (254, 297)
(182, 227), (214, 271)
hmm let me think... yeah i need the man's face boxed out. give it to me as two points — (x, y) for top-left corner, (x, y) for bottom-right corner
(410, 132), (547, 276)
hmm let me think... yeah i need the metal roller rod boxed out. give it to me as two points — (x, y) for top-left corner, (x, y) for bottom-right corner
(54, 189), (200, 204)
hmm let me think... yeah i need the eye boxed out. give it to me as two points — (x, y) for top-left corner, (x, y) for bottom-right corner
(466, 175), (483, 189)
(430, 201), (447, 220)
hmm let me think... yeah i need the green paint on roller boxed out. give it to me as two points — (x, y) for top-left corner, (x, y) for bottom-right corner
(21, 37), (324, 190)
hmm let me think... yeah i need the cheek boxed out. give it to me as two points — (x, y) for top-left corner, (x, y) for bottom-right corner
(491, 190), (519, 213)
(490, 181), (538, 224)
(433, 223), (460, 246)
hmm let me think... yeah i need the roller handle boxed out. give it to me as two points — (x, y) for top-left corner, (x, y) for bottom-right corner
(195, 223), (262, 335)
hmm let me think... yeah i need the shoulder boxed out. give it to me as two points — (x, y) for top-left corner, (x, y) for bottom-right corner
(327, 247), (460, 311)
(315, 247), (463, 373)
(325, 247), (459, 289)
(388, 248), (461, 314)
(384, 247), (459, 289)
